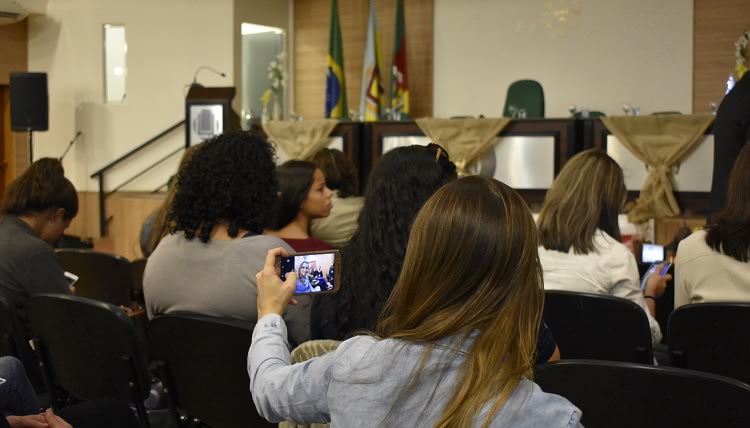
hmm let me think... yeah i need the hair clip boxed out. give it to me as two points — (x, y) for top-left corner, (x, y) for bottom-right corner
(435, 148), (443, 161)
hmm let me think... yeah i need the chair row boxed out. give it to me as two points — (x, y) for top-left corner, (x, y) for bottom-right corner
(544, 290), (750, 384)
(19, 294), (273, 428)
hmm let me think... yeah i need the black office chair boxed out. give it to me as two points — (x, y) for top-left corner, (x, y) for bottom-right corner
(535, 359), (750, 428)
(543, 290), (653, 363)
(149, 315), (275, 428)
(56, 249), (133, 306)
(0, 296), (44, 390)
(668, 303), (750, 384)
(27, 294), (151, 427)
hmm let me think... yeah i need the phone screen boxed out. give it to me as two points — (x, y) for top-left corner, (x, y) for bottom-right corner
(280, 251), (339, 295)
(641, 244), (665, 263)
(640, 262), (671, 289)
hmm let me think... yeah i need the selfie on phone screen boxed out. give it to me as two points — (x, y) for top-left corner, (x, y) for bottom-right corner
(281, 252), (337, 294)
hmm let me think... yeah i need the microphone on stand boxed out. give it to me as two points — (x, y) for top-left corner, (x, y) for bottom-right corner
(191, 66), (227, 88)
(59, 131), (82, 161)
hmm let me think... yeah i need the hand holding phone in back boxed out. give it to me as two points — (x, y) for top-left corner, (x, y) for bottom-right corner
(256, 248), (298, 319)
(644, 263), (672, 298)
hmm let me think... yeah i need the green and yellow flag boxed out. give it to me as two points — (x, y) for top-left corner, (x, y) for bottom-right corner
(325, 0), (348, 119)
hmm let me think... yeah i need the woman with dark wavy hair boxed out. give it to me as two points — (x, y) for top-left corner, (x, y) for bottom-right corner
(676, 142), (750, 307)
(310, 144), (457, 339)
(144, 131), (311, 345)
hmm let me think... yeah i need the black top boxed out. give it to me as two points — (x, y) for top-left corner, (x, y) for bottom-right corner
(311, 295), (558, 365)
(0, 216), (71, 324)
(709, 74), (750, 216)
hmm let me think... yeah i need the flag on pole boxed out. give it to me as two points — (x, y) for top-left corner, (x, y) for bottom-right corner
(390, 0), (409, 118)
(325, 0), (348, 119)
(359, 0), (384, 121)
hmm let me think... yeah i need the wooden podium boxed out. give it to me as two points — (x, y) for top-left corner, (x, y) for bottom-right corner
(185, 86), (236, 148)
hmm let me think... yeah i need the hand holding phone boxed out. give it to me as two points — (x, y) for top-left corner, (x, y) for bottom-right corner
(256, 248), (298, 318)
(640, 262), (672, 298)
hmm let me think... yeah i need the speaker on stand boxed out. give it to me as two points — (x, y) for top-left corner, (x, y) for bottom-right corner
(9, 72), (49, 164)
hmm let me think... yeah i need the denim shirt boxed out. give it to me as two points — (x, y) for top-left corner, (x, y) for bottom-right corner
(248, 314), (582, 427)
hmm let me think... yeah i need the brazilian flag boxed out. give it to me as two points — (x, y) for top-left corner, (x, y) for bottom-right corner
(325, 0), (348, 119)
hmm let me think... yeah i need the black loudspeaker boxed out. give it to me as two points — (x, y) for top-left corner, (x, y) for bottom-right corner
(10, 72), (49, 131)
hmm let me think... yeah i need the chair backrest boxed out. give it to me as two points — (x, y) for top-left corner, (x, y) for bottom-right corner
(26, 294), (150, 406)
(668, 303), (750, 384)
(56, 249), (132, 306)
(543, 290), (653, 363)
(0, 296), (42, 383)
(149, 315), (275, 428)
(502, 79), (545, 118)
(535, 359), (750, 428)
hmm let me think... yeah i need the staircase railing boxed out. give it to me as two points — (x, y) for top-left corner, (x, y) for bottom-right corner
(90, 120), (185, 237)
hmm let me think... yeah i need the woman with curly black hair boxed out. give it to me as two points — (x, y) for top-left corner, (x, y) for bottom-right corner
(144, 131), (311, 345)
(310, 144), (457, 341)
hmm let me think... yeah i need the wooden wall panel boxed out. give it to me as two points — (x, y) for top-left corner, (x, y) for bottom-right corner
(693, 0), (750, 113)
(67, 192), (165, 261)
(294, 0), (433, 119)
(0, 20), (27, 85)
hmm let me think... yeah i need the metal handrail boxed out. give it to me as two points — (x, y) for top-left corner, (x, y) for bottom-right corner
(90, 120), (185, 237)
(90, 120), (184, 179)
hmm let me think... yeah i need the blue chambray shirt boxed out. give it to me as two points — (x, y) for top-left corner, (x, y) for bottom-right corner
(248, 314), (583, 427)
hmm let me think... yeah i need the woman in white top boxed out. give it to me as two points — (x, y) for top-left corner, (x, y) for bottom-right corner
(675, 143), (750, 307)
(537, 149), (670, 345)
(250, 176), (581, 427)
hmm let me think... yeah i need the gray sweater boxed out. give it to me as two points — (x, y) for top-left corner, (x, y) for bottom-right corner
(249, 314), (583, 427)
(0, 216), (71, 322)
(144, 233), (311, 346)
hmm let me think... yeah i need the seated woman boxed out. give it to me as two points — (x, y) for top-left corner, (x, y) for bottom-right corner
(143, 131), (311, 346)
(675, 142), (750, 307)
(310, 149), (364, 248)
(0, 158), (77, 322)
(266, 160), (334, 252)
(537, 149), (670, 345)
(249, 176), (582, 427)
(310, 145), (559, 362)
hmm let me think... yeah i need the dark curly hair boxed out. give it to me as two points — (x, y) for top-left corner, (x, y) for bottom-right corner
(311, 148), (359, 198)
(270, 160), (317, 230)
(167, 131), (277, 243)
(2, 158), (78, 221)
(322, 144), (457, 339)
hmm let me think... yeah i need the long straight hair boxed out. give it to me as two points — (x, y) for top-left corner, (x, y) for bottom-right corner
(376, 176), (543, 427)
(706, 142), (750, 261)
(537, 149), (626, 254)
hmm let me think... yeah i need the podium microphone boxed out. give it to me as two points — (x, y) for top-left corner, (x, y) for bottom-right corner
(192, 66), (226, 88)
(59, 131), (82, 161)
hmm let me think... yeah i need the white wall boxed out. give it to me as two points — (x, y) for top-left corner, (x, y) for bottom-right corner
(24, 0), (234, 191)
(434, 0), (693, 118)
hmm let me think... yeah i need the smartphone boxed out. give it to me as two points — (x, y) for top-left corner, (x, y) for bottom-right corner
(279, 250), (341, 295)
(640, 262), (671, 290)
(64, 271), (79, 287)
(641, 244), (665, 263)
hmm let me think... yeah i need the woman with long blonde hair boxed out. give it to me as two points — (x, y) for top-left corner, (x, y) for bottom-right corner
(537, 149), (670, 345)
(250, 176), (581, 427)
